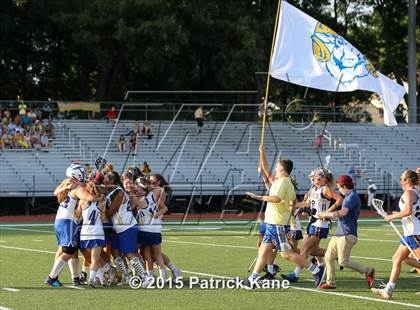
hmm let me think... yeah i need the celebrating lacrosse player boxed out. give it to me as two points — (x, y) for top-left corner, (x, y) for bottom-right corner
(371, 170), (420, 300)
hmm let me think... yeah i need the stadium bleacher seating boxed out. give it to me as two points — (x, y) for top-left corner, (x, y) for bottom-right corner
(0, 120), (418, 197)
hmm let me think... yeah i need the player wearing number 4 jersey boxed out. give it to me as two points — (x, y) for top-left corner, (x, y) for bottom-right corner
(75, 199), (107, 287)
(371, 170), (420, 300)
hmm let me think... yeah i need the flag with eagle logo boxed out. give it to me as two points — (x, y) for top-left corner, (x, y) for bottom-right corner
(270, 1), (406, 126)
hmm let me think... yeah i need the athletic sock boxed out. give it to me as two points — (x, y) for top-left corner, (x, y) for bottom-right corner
(96, 267), (105, 281)
(129, 257), (145, 277)
(82, 265), (90, 274)
(49, 258), (67, 278)
(159, 267), (168, 279)
(294, 266), (302, 277)
(267, 265), (274, 274)
(167, 262), (177, 272)
(308, 263), (320, 275)
(103, 263), (111, 273)
(89, 270), (97, 282)
(385, 282), (396, 293)
(248, 272), (260, 283)
(115, 257), (130, 276)
(68, 258), (80, 279)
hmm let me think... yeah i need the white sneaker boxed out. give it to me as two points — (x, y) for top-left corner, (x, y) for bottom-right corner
(141, 276), (154, 288)
(172, 268), (182, 279)
(371, 288), (392, 300)
(108, 267), (117, 285)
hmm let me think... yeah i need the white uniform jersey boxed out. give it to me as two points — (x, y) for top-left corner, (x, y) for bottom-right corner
(309, 185), (331, 228)
(80, 201), (104, 241)
(137, 191), (162, 234)
(290, 214), (302, 231)
(55, 193), (78, 222)
(399, 188), (420, 236)
(106, 187), (137, 234)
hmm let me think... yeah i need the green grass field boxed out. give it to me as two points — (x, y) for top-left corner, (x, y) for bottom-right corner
(0, 219), (419, 310)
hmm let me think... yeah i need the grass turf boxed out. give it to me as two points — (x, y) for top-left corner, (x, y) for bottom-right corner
(0, 220), (419, 310)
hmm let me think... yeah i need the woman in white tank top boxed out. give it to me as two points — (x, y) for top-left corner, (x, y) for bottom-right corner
(371, 170), (420, 300)
(134, 177), (168, 280)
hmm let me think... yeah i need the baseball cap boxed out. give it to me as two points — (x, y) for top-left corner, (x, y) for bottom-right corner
(337, 175), (353, 187)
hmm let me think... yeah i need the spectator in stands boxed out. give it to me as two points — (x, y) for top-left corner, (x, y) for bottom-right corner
(3, 109), (10, 119)
(21, 112), (30, 127)
(118, 134), (126, 152)
(106, 105), (118, 124)
(27, 109), (37, 122)
(18, 96), (27, 116)
(34, 107), (42, 120)
(24, 130), (30, 146)
(45, 119), (54, 138)
(40, 131), (49, 148)
(133, 121), (141, 136)
(366, 179), (377, 207)
(1, 129), (12, 149)
(129, 133), (137, 154)
(140, 161), (152, 175)
(31, 131), (41, 149)
(142, 121), (153, 139)
(194, 106), (204, 133)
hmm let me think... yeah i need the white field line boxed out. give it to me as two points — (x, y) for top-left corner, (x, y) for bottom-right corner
(0, 306), (13, 310)
(0, 219), (393, 228)
(64, 285), (85, 290)
(0, 227), (396, 262)
(0, 245), (418, 308)
(180, 271), (420, 308)
(1, 288), (20, 292)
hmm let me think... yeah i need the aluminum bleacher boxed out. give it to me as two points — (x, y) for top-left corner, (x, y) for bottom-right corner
(0, 120), (418, 197)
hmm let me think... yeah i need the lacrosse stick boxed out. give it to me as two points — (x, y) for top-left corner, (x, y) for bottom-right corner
(372, 198), (420, 262)
(247, 255), (258, 273)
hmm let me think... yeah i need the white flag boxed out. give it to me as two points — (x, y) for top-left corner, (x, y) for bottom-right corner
(270, 1), (406, 126)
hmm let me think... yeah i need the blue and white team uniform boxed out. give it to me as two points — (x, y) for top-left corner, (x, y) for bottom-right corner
(307, 185), (331, 239)
(54, 193), (79, 248)
(107, 187), (138, 254)
(137, 191), (163, 246)
(79, 201), (105, 249)
(289, 214), (303, 241)
(400, 187), (420, 249)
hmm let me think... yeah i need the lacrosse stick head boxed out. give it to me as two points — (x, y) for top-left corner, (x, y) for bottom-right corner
(372, 198), (387, 217)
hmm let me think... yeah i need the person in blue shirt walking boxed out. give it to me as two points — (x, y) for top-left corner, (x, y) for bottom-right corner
(317, 175), (375, 289)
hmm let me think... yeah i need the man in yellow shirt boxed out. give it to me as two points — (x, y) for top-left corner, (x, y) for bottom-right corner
(241, 146), (325, 289)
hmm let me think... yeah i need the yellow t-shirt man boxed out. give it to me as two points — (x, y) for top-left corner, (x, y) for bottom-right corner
(264, 176), (296, 226)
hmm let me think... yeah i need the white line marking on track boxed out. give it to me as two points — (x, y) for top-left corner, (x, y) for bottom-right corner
(32, 239), (43, 242)
(1, 245), (418, 308)
(199, 237), (213, 239)
(1, 288), (20, 292)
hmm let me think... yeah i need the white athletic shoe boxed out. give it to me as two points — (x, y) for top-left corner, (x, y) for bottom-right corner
(371, 288), (392, 300)
(172, 268), (182, 279)
(108, 267), (117, 285)
(141, 276), (154, 288)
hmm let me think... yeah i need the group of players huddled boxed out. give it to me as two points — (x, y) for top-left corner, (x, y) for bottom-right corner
(45, 161), (181, 288)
